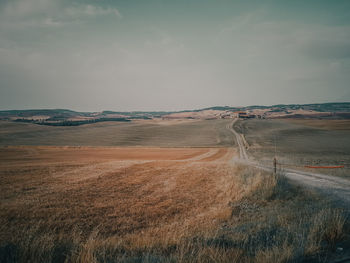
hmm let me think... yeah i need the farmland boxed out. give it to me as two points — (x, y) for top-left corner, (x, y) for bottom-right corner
(0, 119), (234, 147)
(0, 113), (348, 263)
(1, 145), (347, 262)
(1, 0), (350, 259)
(235, 119), (350, 178)
(0, 146), (234, 239)
(0, 116), (349, 262)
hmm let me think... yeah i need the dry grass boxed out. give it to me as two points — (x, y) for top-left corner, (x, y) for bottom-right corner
(285, 119), (350, 131)
(306, 208), (346, 255)
(0, 119), (234, 147)
(237, 119), (350, 178)
(255, 243), (293, 263)
(0, 146), (236, 262)
(0, 147), (348, 262)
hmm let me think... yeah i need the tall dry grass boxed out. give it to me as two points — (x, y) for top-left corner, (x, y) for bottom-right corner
(0, 162), (347, 262)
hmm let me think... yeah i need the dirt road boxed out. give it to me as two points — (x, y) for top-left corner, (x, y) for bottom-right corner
(226, 120), (248, 160)
(228, 120), (350, 212)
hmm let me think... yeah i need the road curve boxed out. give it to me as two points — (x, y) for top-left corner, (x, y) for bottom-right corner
(227, 119), (350, 212)
(226, 119), (248, 160)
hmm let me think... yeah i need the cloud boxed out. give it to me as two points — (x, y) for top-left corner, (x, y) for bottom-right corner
(1, 0), (57, 17)
(1, 1), (350, 110)
(302, 40), (350, 60)
(217, 12), (350, 62)
(0, 0), (122, 29)
(65, 4), (122, 18)
(42, 17), (64, 27)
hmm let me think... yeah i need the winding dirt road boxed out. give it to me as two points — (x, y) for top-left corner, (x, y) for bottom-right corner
(226, 120), (248, 160)
(228, 119), (350, 212)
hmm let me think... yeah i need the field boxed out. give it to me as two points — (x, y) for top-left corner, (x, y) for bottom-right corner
(1, 148), (348, 262)
(235, 119), (350, 178)
(0, 119), (234, 147)
(284, 119), (350, 131)
(0, 119), (349, 262)
(0, 146), (235, 240)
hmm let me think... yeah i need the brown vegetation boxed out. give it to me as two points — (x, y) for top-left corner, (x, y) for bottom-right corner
(236, 119), (350, 178)
(0, 119), (234, 147)
(0, 146), (347, 262)
(284, 119), (350, 130)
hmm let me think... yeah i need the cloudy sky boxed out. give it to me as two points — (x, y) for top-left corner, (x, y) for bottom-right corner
(1, 0), (350, 111)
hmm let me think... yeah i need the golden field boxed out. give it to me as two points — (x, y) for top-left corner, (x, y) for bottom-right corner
(0, 146), (347, 262)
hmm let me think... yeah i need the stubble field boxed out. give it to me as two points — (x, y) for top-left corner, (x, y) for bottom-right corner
(0, 119), (348, 262)
(235, 119), (350, 178)
(0, 145), (246, 262)
(0, 119), (234, 147)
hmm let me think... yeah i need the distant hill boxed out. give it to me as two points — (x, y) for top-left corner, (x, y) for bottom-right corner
(0, 109), (82, 118)
(1, 102), (349, 125)
(203, 102), (350, 112)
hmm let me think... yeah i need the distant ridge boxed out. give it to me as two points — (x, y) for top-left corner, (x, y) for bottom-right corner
(1, 102), (349, 126)
(2, 102), (349, 115)
(202, 102), (350, 113)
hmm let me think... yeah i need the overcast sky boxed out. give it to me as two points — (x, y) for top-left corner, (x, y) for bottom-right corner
(0, 0), (350, 111)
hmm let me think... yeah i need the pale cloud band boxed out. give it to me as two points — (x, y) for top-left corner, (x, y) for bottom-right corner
(0, 0), (349, 111)
(0, 0), (122, 28)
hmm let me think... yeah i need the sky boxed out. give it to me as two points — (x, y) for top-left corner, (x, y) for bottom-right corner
(0, 0), (350, 111)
